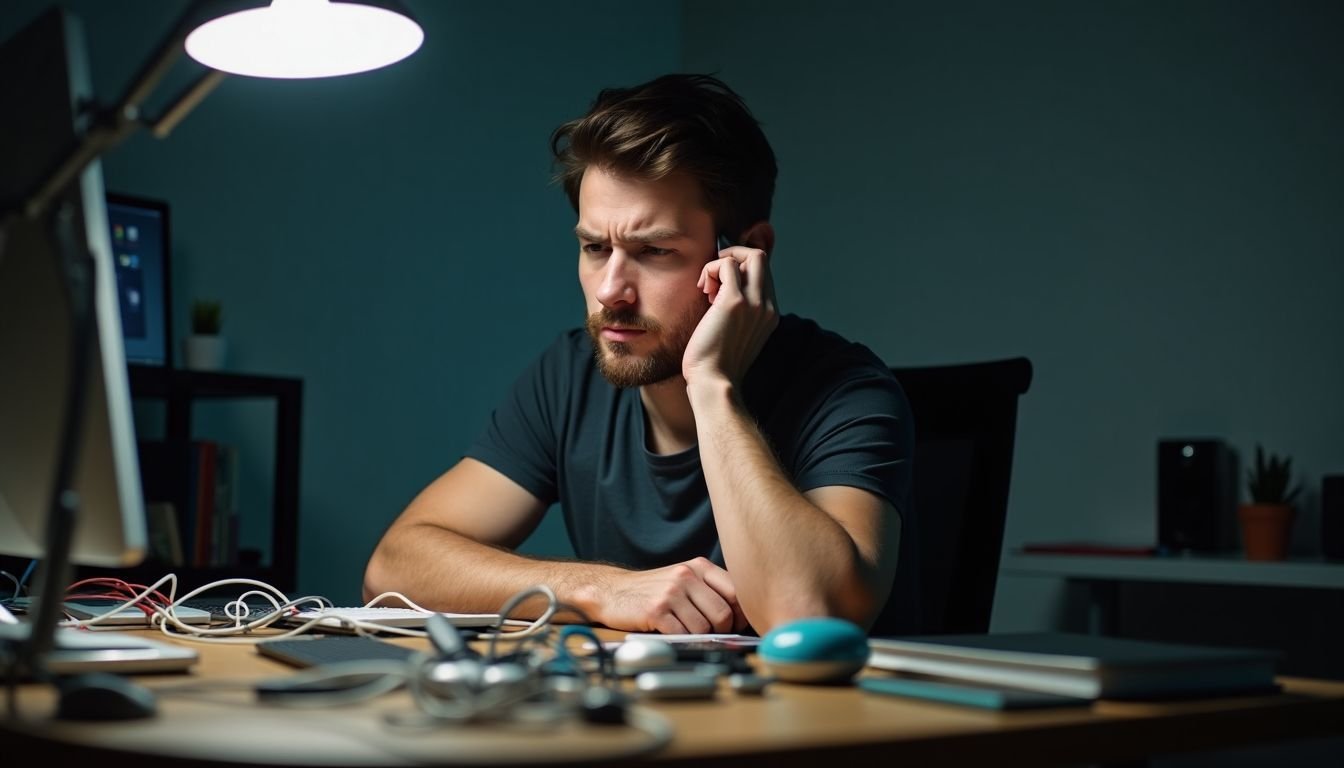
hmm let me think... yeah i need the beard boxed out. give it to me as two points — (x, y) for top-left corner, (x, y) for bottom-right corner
(586, 303), (705, 389)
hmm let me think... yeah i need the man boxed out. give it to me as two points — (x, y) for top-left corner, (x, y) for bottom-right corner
(364, 74), (913, 635)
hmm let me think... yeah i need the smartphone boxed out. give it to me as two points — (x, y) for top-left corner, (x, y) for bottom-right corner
(716, 233), (733, 251)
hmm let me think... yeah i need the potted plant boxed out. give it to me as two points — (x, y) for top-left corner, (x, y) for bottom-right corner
(183, 299), (226, 371)
(1237, 444), (1300, 561)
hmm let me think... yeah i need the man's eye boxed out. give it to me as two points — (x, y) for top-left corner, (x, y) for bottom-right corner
(641, 246), (672, 257)
(581, 243), (608, 253)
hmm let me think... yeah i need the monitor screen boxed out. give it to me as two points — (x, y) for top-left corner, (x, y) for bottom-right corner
(0, 7), (148, 569)
(106, 193), (171, 367)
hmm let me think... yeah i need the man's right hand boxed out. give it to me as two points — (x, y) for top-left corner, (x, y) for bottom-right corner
(591, 557), (747, 634)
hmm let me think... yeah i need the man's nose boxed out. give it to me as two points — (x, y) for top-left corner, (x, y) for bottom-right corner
(595, 252), (635, 308)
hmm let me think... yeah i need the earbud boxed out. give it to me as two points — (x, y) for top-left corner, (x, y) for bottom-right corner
(480, 662), (529, 689)
(428, 658), (484, 690)
(613, 637), (677, 676)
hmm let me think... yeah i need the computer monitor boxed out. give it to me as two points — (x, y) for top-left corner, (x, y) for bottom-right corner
(106, 193), (172, 368)
(0, 9), (148, 576)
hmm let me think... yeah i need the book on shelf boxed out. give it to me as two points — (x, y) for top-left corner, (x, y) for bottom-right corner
(192, 439), (217, 567)
(211, 442), (239, 567)
(865, 632), (1280, 700)
(145, 501), (183, 566)
(181, 439), (240, 568)
(137, 438), (242, 570)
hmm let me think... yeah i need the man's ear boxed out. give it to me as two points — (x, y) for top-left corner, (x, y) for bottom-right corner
(739, 221), (776, 255)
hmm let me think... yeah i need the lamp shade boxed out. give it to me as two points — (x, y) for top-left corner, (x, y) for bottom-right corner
(184, 0), (423, 79)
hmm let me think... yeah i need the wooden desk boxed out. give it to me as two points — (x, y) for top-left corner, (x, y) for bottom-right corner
(4, 630), (1344, 767)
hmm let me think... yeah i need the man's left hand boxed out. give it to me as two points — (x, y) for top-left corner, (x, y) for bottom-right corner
(683, 245), (779, 387)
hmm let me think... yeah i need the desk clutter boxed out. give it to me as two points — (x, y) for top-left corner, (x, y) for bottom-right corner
(4, 575), (813, 761)
(2, 570), (1294, 764)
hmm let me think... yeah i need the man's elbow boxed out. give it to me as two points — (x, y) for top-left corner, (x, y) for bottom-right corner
(748, 584), (880, 635)
(362, 546), (396, 603)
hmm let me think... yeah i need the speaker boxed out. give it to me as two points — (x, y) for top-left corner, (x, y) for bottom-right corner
(1323, 475), (1344, 561)
(1158, 439), (1235, 553)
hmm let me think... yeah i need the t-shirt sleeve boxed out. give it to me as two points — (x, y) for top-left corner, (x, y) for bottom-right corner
(791, 361), (913, 514)
(464, 336), (571, 504)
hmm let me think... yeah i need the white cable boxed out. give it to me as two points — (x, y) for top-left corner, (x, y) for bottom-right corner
(61, 573), (183, 630)
(0, 570), (20, 600)
(481, 584), (560, 654)
(166, 582), (677, 763)
(363, 589), (555, 643)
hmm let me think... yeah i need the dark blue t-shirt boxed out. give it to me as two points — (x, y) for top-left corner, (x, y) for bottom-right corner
(467, 314), (915, 580)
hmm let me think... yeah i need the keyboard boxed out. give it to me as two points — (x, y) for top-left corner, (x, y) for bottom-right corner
(181, 598), (290, 623)
(256, 635), (419, 668)
(285, 607), (505, 630)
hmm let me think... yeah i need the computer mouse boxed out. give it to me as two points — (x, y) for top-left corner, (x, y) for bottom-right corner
(613, 636), (678, 676)
(55, 672), (157, 720)
(758, 617), (870, 684)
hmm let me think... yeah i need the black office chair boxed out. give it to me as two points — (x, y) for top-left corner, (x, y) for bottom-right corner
(870, 357), (1033, 637)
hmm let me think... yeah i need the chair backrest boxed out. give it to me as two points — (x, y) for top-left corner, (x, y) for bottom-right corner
(870, 357), (1033, 637)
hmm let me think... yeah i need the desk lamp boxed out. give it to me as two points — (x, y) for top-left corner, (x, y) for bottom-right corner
(0, 0), (421, 716)
(23, 0), (423, 221)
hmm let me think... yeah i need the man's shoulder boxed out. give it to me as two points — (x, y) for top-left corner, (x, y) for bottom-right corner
(769, 314), (891, 372)
(531, 327), (597, 371)
(515, 327), (615, 409)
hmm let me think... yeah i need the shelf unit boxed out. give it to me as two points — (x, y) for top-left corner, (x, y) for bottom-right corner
(1000, 551), (1344, 590)
(79, 365), (304, 593)
(1000, 549), (1344, 636)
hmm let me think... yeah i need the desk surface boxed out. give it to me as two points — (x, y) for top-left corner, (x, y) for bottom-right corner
(4, 629), (1344, 767)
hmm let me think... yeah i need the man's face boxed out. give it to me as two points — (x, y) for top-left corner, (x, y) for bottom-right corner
(576, 167), (715, 388)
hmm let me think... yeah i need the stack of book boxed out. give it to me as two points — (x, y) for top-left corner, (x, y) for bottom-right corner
(865, 632), (1281, 701)
(139, 438), (240, 567)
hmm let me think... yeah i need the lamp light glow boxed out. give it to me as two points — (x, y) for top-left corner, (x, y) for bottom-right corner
(185, 0), (423, 79)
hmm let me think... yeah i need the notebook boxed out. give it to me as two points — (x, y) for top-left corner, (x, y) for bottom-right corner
(256, 635), (420, 668)
(62, 599), (213, 626)
(866, 632), (1280, 700)
(859, 676), (1094, 710)
(0, 622), (199, 675)
(180, 597), (294, 623)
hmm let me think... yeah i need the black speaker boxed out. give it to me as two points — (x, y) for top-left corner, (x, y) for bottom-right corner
(1158, 439), (1235, 553)
(1323, 475), (1344, 561)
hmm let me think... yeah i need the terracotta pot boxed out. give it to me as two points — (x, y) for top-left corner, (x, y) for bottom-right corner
(1237, 503), (1295, 561)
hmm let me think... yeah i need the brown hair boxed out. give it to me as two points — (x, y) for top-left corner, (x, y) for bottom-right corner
(550, 73), (777, 242)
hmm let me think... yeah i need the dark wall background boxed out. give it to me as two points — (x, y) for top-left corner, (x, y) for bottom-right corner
(3, 2), (1341, 637)
(681, 0), (1344, 631)
(1, 0), (680, 603)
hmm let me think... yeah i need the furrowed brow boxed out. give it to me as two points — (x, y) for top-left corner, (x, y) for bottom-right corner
(574, 226), (685, 244)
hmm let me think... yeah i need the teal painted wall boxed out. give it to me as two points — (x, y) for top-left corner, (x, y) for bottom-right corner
(2, 0), (678, 603)
(6, 1), (1342, 628)
(682, 0), (1344, 630)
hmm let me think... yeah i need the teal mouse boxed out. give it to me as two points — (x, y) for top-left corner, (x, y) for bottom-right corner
(758, 617), (870, 684)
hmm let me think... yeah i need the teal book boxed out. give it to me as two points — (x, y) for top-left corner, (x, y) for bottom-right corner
(859, 676), (1093, 710)
(866, 632), (1281, 700)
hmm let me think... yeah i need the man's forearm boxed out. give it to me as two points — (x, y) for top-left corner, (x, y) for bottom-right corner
(363, 524), (620, 621)
(689, 379), (880, 632)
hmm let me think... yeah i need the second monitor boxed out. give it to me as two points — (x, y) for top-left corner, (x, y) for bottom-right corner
(106, 193), (172, 368)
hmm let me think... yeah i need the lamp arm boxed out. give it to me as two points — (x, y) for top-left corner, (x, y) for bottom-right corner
(152, 69), (228, 139)
(20, 0), (223, 221)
